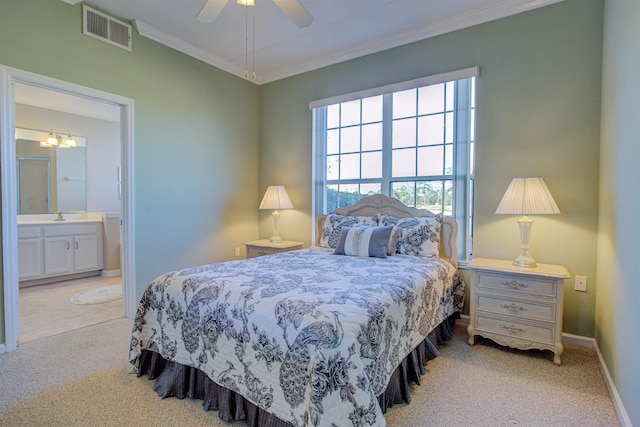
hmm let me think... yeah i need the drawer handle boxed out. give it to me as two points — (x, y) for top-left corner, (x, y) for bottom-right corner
(499, 324), (527, 334)
(500, 303), (528, 313)
(502, 280), (528, 290)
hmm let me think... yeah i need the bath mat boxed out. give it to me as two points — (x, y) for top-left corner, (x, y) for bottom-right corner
(70, 285), (122, 305)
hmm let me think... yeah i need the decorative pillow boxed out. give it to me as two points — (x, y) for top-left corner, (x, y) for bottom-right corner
(319, 214), (378, 249)
(376, 213), (401, 227)
(394, 215), (443, 258)
(334, 226), (394, 258)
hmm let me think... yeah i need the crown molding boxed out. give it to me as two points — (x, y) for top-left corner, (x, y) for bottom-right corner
(132, 0), (565, 85)
(132, 19), (247, 81)
(259, 0), (565, 84)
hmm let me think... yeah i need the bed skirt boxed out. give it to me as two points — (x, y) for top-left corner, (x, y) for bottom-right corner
(134, 314), (458, 426)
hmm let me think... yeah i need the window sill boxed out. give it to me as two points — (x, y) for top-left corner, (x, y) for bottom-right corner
(458, 259), (471, 270)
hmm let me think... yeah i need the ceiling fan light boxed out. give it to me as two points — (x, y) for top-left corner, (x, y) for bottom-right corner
(237, 0), (255, 6)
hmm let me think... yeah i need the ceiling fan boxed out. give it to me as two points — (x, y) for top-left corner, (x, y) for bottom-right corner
(197, 0), (314, 28)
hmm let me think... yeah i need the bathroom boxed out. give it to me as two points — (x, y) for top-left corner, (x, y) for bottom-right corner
(14, 83), (123, 343)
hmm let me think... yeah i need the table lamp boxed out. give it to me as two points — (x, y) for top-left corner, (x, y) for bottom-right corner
(259, 185), (293, 243)
(495, 177), (560, 267)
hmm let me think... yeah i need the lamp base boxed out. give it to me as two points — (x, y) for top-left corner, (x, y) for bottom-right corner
(513, 256), (537, 268)
(270, 210), (282, 243)
(514, 216), (537, 268)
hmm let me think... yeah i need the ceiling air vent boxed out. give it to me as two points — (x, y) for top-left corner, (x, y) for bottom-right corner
(82, 4), (132, 51)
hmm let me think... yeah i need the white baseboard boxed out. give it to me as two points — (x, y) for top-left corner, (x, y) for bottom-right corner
(0, 343), (5, 354)
(101, 269), (121, 277)
(592, 338), (633, 427)
(561, 332), (594, 348)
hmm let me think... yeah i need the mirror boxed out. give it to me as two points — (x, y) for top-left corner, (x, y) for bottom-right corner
(16, 138), (86, 214)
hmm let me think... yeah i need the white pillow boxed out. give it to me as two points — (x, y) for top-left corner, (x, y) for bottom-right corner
(319, 214), (378, 248)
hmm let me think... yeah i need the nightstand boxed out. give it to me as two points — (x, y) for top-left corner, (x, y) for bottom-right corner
(467, 257), (570, 365)
(244, 240), (304, 258)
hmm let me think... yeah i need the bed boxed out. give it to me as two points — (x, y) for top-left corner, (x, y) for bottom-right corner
(129, 194), (465, 426)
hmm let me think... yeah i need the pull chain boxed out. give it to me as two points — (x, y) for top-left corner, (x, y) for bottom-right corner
(251, 4), (256, 80)
(244, 4), (248, 79)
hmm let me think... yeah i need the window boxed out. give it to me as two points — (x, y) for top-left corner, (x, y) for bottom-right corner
(311, 68), (477, 260)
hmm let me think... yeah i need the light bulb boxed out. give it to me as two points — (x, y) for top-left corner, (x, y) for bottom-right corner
(47, 131), (58, 146)
(65, 134), (77, 147)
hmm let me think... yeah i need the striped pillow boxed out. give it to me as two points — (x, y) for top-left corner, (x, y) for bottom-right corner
(334, 226), (394, 258)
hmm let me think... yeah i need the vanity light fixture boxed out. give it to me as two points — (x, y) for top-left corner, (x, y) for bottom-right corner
(495, 176), (560, 268)
(47, 131), (58, 146)
(64, 133), (77, 147)
(259, 185), (294, 243)
(39, 130), (77, 148)
(39, 130), (59, 147)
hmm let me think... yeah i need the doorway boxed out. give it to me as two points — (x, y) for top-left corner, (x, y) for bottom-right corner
(1, 65), (136, 352)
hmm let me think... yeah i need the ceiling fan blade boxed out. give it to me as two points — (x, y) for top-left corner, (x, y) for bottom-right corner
(273, 0), (314, 28)
(197, 0), (228, 23)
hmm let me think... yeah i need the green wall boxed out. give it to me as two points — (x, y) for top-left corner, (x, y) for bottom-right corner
(597, 0), (640, 424)
(0, 0), (260, 345)
(259, 0), (604, 337)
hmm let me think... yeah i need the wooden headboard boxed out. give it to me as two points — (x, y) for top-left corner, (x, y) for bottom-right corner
(315, 194), (458, 268)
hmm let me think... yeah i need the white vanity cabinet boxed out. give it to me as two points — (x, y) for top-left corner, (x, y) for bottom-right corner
(18, 226), (43, 280)
(18, 222), (104, 284)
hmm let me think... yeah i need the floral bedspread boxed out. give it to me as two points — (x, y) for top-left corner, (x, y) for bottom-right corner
(129, 247), (464, 427)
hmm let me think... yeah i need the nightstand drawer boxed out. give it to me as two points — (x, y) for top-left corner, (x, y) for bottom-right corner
(476, 315), (554, 346)
(247, 246), (280, 257)
(476, 295), (556, 323)
(244, 240), (304, 259)
(476, 271), (557, 297)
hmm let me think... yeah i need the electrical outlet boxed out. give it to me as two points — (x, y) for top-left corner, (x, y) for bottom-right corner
(235, 247), (240, 257)
(575, 275), (587, 292)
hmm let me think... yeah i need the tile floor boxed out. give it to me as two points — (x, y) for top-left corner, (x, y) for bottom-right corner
(19, 275), (124, 344)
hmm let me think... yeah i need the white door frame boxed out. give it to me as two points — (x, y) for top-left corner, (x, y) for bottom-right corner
(0, 65), (136, 352)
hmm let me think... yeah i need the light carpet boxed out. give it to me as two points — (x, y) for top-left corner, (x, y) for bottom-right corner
(0, 319), (621, 426)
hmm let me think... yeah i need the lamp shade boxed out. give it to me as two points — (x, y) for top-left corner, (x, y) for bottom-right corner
(259, 185), (293, 210)
(495, 177), (560, 215)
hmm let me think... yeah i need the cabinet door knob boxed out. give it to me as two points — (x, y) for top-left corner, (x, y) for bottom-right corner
(76, 241), (79, 249)
(66, 242), (70, 250)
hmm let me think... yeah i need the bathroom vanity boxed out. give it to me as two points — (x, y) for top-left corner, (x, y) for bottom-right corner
(18, 214), (104, 286)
